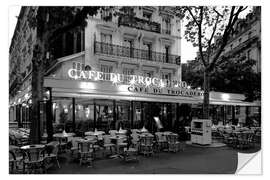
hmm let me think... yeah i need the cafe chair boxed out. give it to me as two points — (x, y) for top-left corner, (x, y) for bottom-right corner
(70, 137), (81, 159)
(155, 132), (168, 152)
(22, 147), (46, 174)
(123, 147), (139, 162)
(167, 134), (180, 153)
(103, 135), (116, 156)
(109, 130), (118, 136)
(139, 136), (154, 156)
(78, 142), (94, 167)
(9, 150), (23, 174)
(44, 141), (61, 169)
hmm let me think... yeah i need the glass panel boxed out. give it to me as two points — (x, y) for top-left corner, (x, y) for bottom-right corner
(52, 97), (73, 133)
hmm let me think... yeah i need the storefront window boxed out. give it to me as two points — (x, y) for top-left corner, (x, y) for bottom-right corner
(95, 99), (114, 131)
(52, 98), (73, 133)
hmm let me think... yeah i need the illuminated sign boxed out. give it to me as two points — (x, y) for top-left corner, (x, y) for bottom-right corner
(67, 69), (203, 97)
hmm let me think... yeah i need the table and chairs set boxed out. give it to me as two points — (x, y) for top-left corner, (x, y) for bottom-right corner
(212, 125), (261, 150)
(9, 127), (186, 173)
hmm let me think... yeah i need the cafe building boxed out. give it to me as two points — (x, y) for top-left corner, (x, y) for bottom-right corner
(9, 6), (260, 136)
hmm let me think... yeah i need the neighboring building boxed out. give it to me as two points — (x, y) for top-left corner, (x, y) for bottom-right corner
(214, 7), (261, 73)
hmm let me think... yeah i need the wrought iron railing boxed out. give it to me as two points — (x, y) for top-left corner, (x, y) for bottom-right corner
(161, 28), (171, 35)
(94, 41), (181, 65)
(118, 15), (161, 33)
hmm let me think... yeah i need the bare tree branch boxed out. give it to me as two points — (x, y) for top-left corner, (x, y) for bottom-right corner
(208, 6), (245, 71)
(213, 8), (223, 18)
(185, 6), (199, 26)
(207, 13), (220, 60)
(198, 6), (207, 66)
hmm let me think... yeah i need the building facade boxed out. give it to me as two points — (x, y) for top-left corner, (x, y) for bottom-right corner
(9, 6), (260, 137)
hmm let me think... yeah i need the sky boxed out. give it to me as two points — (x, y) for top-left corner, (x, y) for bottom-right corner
(8, 6), (251, 63)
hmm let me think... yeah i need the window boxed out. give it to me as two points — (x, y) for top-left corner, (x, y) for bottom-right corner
(100, 65), (113, 80)
(123, 68), (134, 83)
(101, 9), (112, 22)
(144, 71), (154, 78)
(124, 39), (134, 57)
(162, 17), (171, 34)
(162, 72), (171, 80)
(230, 44), (233, 50)
(100, 33), (112, 54)
(143, 11), (152, 21)
(164, 46), (171, 63)
(100, 33), (112, 44)
(238, 38), (242, 44)
(143, 42), (152, 60)
(247, 49), (251, 60)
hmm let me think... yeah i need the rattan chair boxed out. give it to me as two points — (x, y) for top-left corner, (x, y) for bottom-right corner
(78, 141), (94, 167)
(44, 141), (61, 169)
(155, 132), (168, 152)
(139, 136), (154, 156)
(22, 147), (46, 174)
(103, 135), (116, 156)
(167, 134), (181, 152)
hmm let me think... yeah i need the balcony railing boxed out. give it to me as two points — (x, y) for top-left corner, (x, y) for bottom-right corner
(94, 41), (181, 65)
(118, 15), (161, 33)
(161, 28), (171, 35)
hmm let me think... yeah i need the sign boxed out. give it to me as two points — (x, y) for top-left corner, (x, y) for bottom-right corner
(67, 69), (203, 97)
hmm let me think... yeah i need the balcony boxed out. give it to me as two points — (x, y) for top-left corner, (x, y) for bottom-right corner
(161, 28), (171, 35)
(94, 41), (181, 65)
(118, 15), (161, 33)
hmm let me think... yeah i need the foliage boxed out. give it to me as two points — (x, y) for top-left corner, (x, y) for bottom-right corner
(182, 55), (261, 101)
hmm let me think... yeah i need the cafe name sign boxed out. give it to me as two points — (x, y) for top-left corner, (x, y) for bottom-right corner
(68, 69), (203, 97)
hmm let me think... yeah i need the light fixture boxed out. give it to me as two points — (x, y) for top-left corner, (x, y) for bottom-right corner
(160, 81), (165, 88)
(187, 86), (191, 89)
(221, 94), (230, 101)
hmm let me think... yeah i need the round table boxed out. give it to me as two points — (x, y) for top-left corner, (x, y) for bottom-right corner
(109, 135), (127, 159)
(85, 131), (105, 136)
(21, 144), (45, 150)
(53, 132), (75, 138)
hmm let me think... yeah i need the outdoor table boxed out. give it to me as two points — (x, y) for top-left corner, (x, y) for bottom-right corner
(21, 144), (45, 150)
(109, 135), (127, 159)
(53, 132), (75, 138)
(84, 131), (105, 136)
(53, 132), (75, 152)
(138, 133), (154, 138)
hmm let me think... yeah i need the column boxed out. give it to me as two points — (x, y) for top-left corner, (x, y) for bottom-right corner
(72, 98), (76, 132)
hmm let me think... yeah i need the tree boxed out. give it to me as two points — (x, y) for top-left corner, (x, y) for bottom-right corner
(27, 6), (101, 143)
(182, 55), (261, 102)
(178, 6), (248, 118)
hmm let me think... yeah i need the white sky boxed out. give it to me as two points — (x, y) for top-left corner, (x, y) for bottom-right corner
(8, 6), (252, 63)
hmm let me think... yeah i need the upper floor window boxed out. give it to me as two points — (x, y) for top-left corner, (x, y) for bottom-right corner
(124, 39), (134, 57)
(123, 68), (134, 83)
(162, 72), (171, 80)
(162, 17), (171, 34)
(144, 70), (154, 78)
(143, 42), (152, 60)
(164, 45), (171, 63)
(101, 9), (112, 22)
(247, 49), (251, 60)
(238, 38), (242, 44)
(101, 64), (113, 81)
(143, 11), (152, 21)
(100, 33), (112, 44)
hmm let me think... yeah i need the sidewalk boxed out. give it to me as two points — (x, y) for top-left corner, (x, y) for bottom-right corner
(47, 143), (260, 174)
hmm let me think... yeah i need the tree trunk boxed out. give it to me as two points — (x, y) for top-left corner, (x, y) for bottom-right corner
(30, 43), (44, 144)
(203, 70), (210, 119)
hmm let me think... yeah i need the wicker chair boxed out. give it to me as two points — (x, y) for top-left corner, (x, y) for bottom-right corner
(167, 134), (181, 153)
(44, 141), (61, 169)
(103, 135), (116, 156)
(155, 132), (168, 152)
(139, 136), (154, 156)
(22, 147), (46, 174)
(78, 141), (94, 167)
